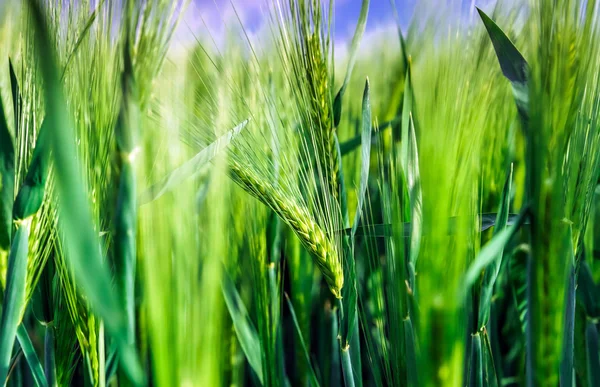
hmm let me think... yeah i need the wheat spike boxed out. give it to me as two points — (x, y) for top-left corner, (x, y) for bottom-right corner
(229, 160), (343, 298)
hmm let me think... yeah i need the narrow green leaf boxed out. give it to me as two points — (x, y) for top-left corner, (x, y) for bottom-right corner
(43, 326), (55, 387)
(16, 324), (47, 387)
(12, 121), (50, 221)
(578, 261), (598, 317)
(139, 119), (249, 205)
(561, 264), (576, 387)
(399, 64), (422, 269)
(478, 165), (513, 328)
(476, 7), (529, 122)
(586, 319), (600, 387)
(482, 331), (499, 387)
(0, 220), (31, 383)
(222, 272), (263, 384)
(476, 8), (527, 84)
(25, 1), (144, 384)
(404, 317), (418, 387)
(8, 59), (20, 139)
(333, 0), (370, 127)
(0, 91), (14, 250)
(285, 294), (320, 387)
(463, 208), (529, 297)
(469, 333), (483, 387)
(351, 78), (371, 237)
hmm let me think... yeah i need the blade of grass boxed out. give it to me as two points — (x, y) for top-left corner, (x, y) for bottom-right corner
(26, 1), (144, 384)
(0, 219), (31, 383)
(139, 119), (249, 205)
(8, 59), (20, 140)
(469, 333), (483, 387)
(561, 263), (576, 387)
(478, 164), (513, 328)
(0, 92), (14, 251)
(463, 207), (529, 297)
(476, 7), (529, 122)
(586, 319), (600, 386)
(351, 78), (371, 238)
(15, 324), (47, 387)
(222, 271), (263, 384)
(12, 121), (50, 221)
(285, 294), (320, 387)
(404, 317), (418, 386)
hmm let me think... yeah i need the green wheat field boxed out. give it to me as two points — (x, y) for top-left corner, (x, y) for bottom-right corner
(0, 0), (599, 386)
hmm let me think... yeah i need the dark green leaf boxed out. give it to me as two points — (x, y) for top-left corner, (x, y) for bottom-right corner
(351, 79), (371, 237)
(469, 333), (483, 387)
(0, 221), (31, 383)
(16, 324), (47, 387)
(0, 90), (14, 250)
(586, 319), (600, 387)
(222, 271), (263, 384)
(463, 207), (529, 297)
(12, 121), (50, 221)
(8, 59), (20, 139)
(477, 7), (529, 122)
(561, 263), (576, 387)
(478, 165), (513, 328)
(285, 294), (320, 387)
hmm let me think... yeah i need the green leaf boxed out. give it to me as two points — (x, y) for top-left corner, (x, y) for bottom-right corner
(477, 7), (529, 122)
(586, 319), (600, 387)
(25, 1), (144, 384)
(399, 62), (422, 270)
(222, 271), (263, 384)
(9, 59), (21, 140)
(16, 324), (47, 387)
(463, 207), (529, 298)
(469, 333), (483, 387)
(333, 0), (369, 127)
(43, 326), (55, 387)
(139, 119), (249, 205)
(404, 317), (419, 386)
(0, 220), (31, 383)
(0, 88), (14, 250)
(285, 294), (320, 387)
(351, 79), (372, 237)
(578, 261), (598, 317)
(476, 8), (527, 84)
(12, 121), (50, 221)
(561, 263), (576, 387)
(340, 79), (371, 387)
(478, 165), (513, 328)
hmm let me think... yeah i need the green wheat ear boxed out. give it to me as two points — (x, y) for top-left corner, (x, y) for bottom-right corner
(229, 160), (343, 298)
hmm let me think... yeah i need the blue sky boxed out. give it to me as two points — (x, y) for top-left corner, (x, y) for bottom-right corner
(172, 0), (494, 54)
(177, 0), (416, 47)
